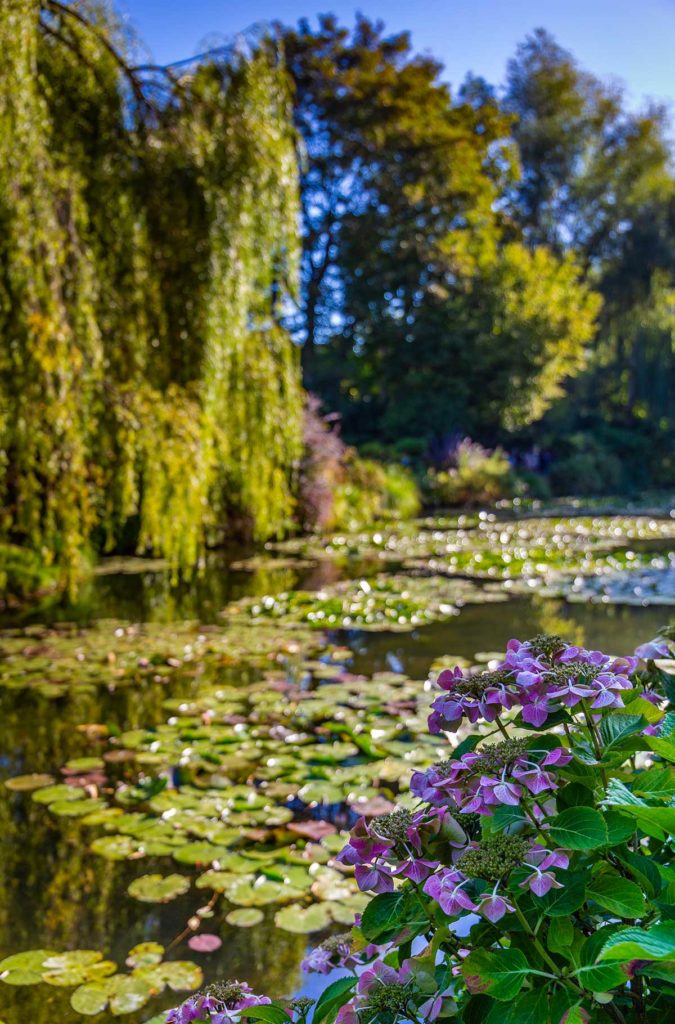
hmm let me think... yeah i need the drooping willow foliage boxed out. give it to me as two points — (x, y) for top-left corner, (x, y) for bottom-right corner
(0, 0), (302, 589)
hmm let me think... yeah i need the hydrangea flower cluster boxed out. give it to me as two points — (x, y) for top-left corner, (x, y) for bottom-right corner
(411, 738), (572, 814)
(336, 805), (468, 891)
(430, 635), (639, 730)
(166, 983), (270, 1024)
(166, 631), (673, 1024)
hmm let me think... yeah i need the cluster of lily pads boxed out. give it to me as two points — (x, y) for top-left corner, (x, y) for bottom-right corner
(2, 648), (460, 1018)
(8, 666), (444, 928)
(0, 943), (201, 1018)
(221, 574), (506, 631)
(260, 513), (675, 603)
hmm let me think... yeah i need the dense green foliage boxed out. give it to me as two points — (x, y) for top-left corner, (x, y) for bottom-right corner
(505, 29), (675, 487)
(2, 5), (674, 588)
(0, 1), (302, 590)
(282, 17), (600, 442)
(281, 19), (674, 487)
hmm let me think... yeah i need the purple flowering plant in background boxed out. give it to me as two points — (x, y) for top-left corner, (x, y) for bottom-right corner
(166, 627), (675, 1024)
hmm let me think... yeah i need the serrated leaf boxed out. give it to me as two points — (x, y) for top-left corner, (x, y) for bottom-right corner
(532, 872), (587, 917)
(599, 922), (675, 961)
(548, 807), (607, 849)
(587, 870), (646, 919)
(462, 948), (530, 1001)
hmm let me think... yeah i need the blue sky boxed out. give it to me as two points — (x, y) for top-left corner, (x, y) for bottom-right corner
(118, 0), (675, 107)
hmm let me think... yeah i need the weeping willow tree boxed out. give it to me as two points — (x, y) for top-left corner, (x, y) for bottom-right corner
(0, 0), (302, 590)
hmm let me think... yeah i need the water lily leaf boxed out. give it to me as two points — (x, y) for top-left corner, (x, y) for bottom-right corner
(127, 874), (191, 903)
(274, 903), (333, 933)
(321, 832), (348, 854)
(187, 934), (222, 953)
(126, 943), (165, 969)
(32, 784), (84, 805)
(0, 968), (44, 985)
(70, 983), (111, 1015)
(64, 757), (105, 772)
(287, 821), (337, 841)
(196, 870), (252, 892)
(165, 961), (203, 992)
(4, 773), (55, 792)
(90, 835), (137, 860)
(297, 781), (344, 804)
(324, 902), (357, 926)
(49, 798), (107, 818)
(109, 975), (153, 1015)
(173, 842), (234, 865)
(225, 908), (264, 927)
(0, 950), (55, 974)
(310, 867), (354, 902)
(226, 877), (298, 907)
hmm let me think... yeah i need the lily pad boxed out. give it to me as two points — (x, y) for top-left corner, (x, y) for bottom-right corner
(127, 874), (191, 903)
(187, 934), (222, 953)
(4, 773), (55, 792)
(225, 907), (264, 927)
(274, 903), (333, 934)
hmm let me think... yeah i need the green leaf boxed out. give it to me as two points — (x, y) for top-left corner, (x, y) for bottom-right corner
(631, 766), (675, 800)
(359, 890), (427, 943)
(603, 809), (636, 845)
(599, 713), (647, 752)
(4, 773), (55, 792)
(108, 976), (152, 1016)
(547, 917), (574, 954)
(615, 848), (662, 898)
(599, 922), (675, 961)
(485, 986), (548, 1024)
(461, 948), (530, 1001)
(70, 983), (110, 1016)
(587, 870), (646, 919)
(612, 805), (675, 840)
(532, 872), (587, 916)
(548, 807), (607, 849)
(127, 873), (190, 903)
(241, 1007), (292, 1023)
(273, 903), (332, 934)
(226, 908), (264, 928)
(648, 736), (675, 762)
(312, 976), (357, 1024)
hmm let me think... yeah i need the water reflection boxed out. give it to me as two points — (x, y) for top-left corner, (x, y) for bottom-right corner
(0, 539), (673, 1024)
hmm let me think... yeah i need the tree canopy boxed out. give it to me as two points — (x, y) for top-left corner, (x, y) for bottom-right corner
(280, 17), (601, 444)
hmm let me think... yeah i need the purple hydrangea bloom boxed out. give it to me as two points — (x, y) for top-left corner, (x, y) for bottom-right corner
(423, 869), (477, 916)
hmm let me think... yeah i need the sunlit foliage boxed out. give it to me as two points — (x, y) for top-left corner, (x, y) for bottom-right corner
(0, 1), (302, 590)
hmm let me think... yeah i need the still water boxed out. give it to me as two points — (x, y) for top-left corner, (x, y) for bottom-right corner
(0, 534), (672, 1023)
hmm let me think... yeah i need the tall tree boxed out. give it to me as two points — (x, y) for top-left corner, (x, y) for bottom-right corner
(0, 1), (302, 586)
(281, 16), (599, 443)
(505, 29), (675, 444)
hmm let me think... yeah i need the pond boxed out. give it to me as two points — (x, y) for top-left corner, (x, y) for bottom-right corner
(1, 507), (673, 1023)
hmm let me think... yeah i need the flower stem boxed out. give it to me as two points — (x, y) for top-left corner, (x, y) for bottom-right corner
(581, 701), (608, 787)
(512, 902), (566, 978)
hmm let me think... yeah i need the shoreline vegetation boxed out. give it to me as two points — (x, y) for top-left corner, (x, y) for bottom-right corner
(1, 5), (674, 601)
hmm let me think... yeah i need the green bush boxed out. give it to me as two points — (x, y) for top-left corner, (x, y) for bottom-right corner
(425, 439), (515, 506)
(332, 457), (421, 531)
(0, 544), (62, 602)
(549, 450), (622, 496)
